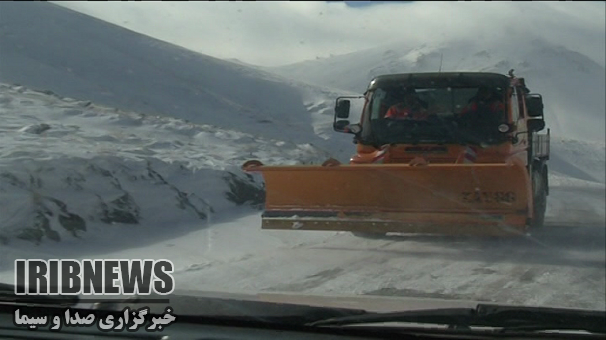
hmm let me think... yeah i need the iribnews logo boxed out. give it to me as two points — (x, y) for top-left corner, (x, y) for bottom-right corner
(14, 259), (175, 295)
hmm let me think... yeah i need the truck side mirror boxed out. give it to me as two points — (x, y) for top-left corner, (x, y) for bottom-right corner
(528, 118), (545, 132)
(525, 94), (543, 117)
(335, 99), (351, 119)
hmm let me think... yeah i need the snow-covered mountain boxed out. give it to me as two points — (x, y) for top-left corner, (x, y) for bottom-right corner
(0, 83), (337, 245)
(0, 1), (352, 245)
(270, 39), (606, 143)
(0, 1), (355, 159)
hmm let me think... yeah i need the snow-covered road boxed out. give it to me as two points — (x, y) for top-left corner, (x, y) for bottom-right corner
(81, 211), (605, 312)
(172, 220), (605, 312)
(88, 183), (606, 311)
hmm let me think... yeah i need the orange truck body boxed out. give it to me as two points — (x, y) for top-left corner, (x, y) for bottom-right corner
(244, 72), (550, 236)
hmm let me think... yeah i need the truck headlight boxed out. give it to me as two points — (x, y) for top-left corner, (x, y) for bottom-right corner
(498, 124), (510, 133)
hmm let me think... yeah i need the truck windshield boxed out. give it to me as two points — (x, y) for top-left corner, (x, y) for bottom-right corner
(366, 86), (508, 145)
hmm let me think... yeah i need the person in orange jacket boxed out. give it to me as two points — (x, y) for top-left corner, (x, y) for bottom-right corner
(384, 88), (429, 120)
(460, 86), (505, 118)
(459, 86), (505, 135)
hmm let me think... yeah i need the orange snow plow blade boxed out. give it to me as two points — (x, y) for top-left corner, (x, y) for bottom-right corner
(243, 160), (532, 236)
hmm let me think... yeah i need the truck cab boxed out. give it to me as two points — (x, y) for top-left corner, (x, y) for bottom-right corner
(334, 71), (550, 229)
(244, 71), (550, 236)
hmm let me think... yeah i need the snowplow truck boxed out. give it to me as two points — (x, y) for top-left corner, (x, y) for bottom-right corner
(243, 71), (550, 236)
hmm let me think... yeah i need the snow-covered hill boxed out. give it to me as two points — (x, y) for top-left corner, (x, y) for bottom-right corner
(0, 83), (333, 245)
(0, 1), (355, 160)
(270, 39), (606, 143)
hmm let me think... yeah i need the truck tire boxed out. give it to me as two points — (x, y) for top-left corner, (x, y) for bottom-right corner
(530, 169), (547, 229)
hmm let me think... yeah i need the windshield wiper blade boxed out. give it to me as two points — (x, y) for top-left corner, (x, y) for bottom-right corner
(307, 303), (606, 334)
(0, 283), (79, 306)
(308, 307), (476, 327)
(474, 304), (606, 334)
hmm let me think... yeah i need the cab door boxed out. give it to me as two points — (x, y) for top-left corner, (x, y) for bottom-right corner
(510, 86), (529, 165)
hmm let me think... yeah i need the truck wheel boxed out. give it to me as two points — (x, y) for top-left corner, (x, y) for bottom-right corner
(530, 170), (547, 229)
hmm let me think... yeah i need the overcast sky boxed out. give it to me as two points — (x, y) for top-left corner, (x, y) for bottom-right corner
(52, 1), (605, 68)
